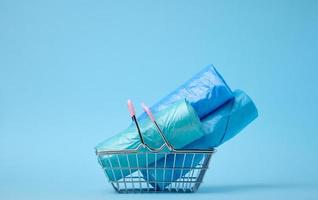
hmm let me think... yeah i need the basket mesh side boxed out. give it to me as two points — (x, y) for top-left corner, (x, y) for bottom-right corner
(98, 152), (212, 193)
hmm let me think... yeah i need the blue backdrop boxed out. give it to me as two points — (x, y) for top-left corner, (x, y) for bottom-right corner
(1, 0), (318, 199)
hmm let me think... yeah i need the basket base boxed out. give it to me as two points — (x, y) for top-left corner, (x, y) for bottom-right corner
(112, 183), (199, 193)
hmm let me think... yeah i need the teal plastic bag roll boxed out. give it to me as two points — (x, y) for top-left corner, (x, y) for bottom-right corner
(141, 90), (258, 189)
(96, 99), (206, 181)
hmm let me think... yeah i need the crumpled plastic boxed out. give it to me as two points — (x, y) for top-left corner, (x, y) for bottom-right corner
(96, 99), (206, 181)
(141, 90), (258, 190)
(139, 64), (233, 120)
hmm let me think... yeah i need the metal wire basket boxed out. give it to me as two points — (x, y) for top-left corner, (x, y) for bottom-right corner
(96, 120), (215, 193)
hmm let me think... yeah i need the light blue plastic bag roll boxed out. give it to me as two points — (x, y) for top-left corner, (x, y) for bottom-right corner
(96, 99), (206, 181)
(141, 90), (258, 189)
(139, 64), (233, 120)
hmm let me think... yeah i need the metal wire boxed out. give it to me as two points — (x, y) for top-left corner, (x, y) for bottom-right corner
(96, 120), (215, 193)
(97, 148), (214, 193)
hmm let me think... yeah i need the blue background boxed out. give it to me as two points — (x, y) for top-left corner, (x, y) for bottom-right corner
(1, 0), (318, 199)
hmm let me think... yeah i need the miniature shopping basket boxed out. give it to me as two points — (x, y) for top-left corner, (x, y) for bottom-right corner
(95, 123), (215, 193)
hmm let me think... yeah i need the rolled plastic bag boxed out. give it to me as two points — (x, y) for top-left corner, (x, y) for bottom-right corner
(141, 90), (258, 189)
(139, 64), (233, 120)
(96, 65), (233, 181)
(96, 99), (206, 181)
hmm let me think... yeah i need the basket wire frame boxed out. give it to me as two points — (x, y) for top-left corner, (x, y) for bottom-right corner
(97, 151), (213, 193)
(96, 115), (215, 193)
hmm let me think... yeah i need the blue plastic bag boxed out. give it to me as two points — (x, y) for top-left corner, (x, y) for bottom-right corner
(96, 65), (233, 181)
(96, 100), (206, 181)
(141, 90), (258, 189)
(139, 64), (233, 120)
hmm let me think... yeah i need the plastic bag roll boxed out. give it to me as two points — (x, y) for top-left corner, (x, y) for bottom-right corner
(139, 64), (233, 120)
(96, 99), (206, 181)
(96, 65), (233, 181)
(141, 90), (258, 189)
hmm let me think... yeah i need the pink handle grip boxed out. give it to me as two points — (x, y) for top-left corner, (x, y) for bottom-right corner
(127, 99), (135, 117)
(141, 102), (155, 122)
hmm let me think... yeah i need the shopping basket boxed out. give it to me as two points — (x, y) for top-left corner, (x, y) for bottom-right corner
(96, 124), (215, 193)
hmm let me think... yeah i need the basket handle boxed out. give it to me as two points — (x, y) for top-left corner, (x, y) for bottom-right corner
(141, 103), (174, 151)
(127, 100), (145, 144)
